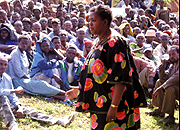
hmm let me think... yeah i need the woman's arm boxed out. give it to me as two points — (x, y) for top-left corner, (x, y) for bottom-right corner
(131, 47), (143, 53)
(106, 82), (126, 122)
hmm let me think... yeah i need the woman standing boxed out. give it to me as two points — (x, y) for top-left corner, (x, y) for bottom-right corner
(75, 5), (146, 129)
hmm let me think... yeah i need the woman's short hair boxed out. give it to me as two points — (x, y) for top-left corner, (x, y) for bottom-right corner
(90, 5), (112, 27)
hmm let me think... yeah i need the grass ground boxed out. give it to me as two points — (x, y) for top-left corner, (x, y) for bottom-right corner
(0, 94), (179, 130)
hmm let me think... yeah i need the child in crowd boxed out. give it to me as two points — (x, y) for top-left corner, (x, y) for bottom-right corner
(51, 36), (66, 57)
(133, 27), (142, 38)
(83, 40), (93, 58)
(129, 33), (145, 57)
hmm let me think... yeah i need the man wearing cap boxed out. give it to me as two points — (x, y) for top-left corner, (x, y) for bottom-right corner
(153, 33), (170, 67)
(145, 29), (159, 49)
(31, 6), (41, 23)
(22, 17), (32, 33)
(142, 44), (158, 94)
(78, 4), (85, 14)
(48, 18), (75, 42)
(146, 45), (179, 124)
(48, 18), (62, 38)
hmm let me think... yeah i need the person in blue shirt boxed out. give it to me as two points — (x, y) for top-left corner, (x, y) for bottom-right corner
(48, 18), (75, 42)
(32, 44), (82, 98)
(69, 28), (89, 51)
(30, 37), (64, 89)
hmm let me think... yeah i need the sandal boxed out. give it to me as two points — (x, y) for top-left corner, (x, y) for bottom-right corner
(145, 109), (164, 117)
(60, 99), (74, 107)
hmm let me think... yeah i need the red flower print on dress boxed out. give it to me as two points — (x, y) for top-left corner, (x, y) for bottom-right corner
(91, 59), (104, 76)
(82, 103), (89, 110)
(94, 92), (107, 108)
(108, 39), (117, 47)
(134, 91), (139, 99)
(129, 70), (132, 77)
(114, 52), (125, 63)
(107, 68), (112, 74)
(84, 78), (93, 91)
(134, 108), (140, 122)
(91, 114), (98, 129)
(104, 122), (124, 130)
(117, 111), (126, 120)
(89, 58), (108, 84)
(112, 127), (124, 130)
(76, 102), (81, 107)
(124, 100), (128, 106)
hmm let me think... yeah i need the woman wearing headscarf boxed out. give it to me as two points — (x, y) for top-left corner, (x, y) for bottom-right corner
(119, 23), (136, 44)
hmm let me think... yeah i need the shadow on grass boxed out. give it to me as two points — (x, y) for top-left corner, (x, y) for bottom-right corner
(144, 104), (179, 130)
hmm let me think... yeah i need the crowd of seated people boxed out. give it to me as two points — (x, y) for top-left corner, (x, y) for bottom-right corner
(0, 0), (179, 129)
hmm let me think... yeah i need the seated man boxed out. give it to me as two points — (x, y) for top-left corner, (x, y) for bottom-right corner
(0, 53), (74, 129)
(153, 33), (170, 67)
(69, 28), (89, 51)
(146, 45), (179, 124)
(133, 44), (157, 97)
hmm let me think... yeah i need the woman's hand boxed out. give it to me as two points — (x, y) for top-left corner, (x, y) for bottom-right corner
(106, 106), (118, 122)
(65, 86), (79, 100)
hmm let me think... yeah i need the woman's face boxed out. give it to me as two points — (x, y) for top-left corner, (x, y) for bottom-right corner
(123, 25), (130, 36)
(89, 12), (104, 35)
(40, 41), (50, 54)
